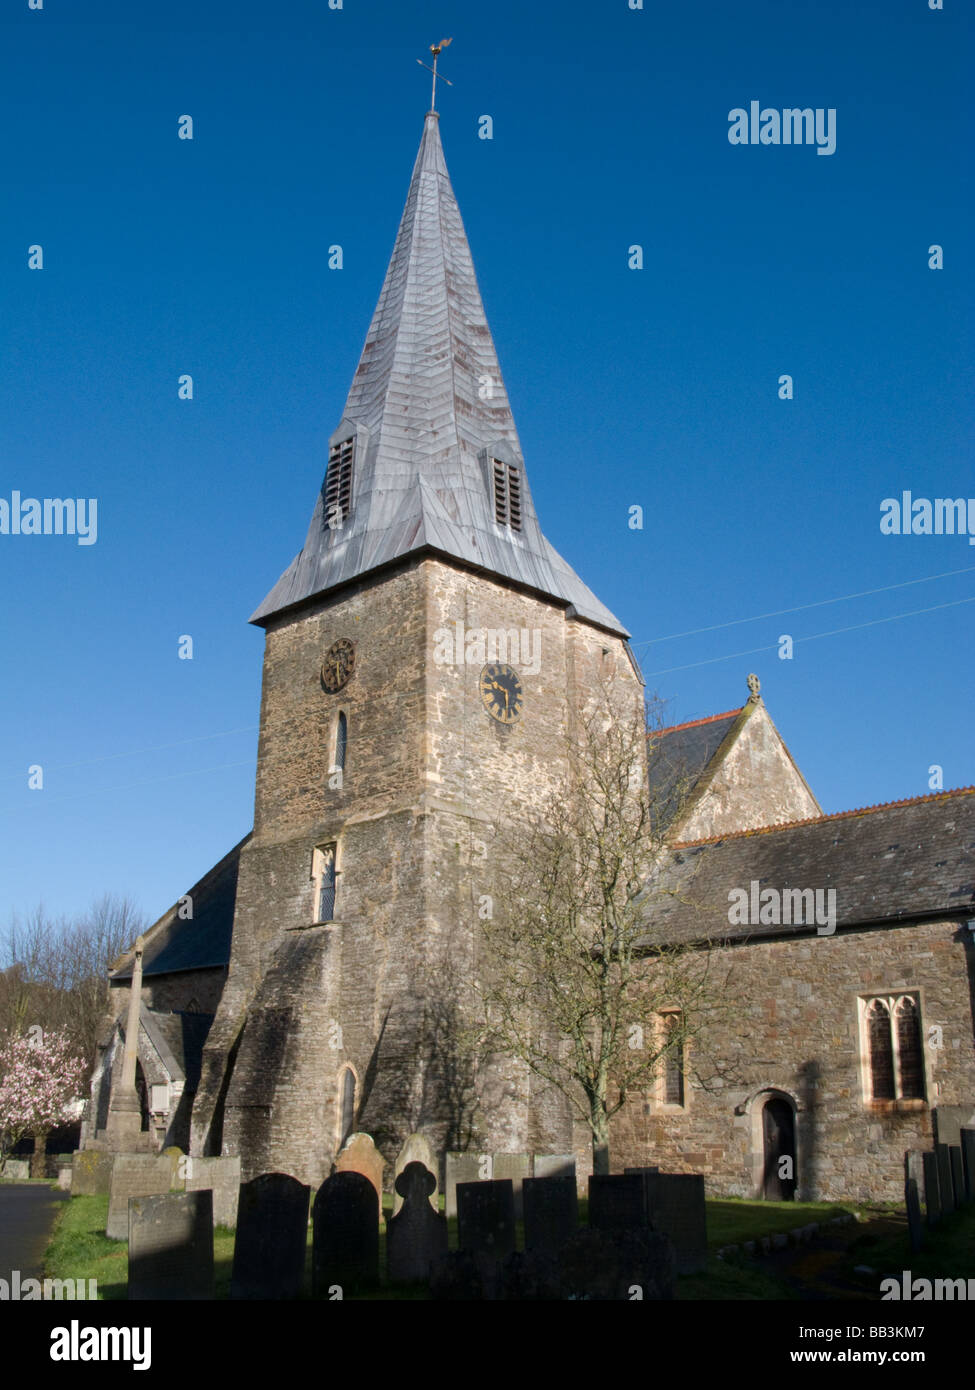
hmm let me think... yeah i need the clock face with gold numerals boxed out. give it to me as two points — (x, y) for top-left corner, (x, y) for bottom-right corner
(321, 638), (356, 693)
(479, 664), (523, 724)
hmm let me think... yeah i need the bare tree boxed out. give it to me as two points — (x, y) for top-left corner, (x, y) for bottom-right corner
(476, 678), (733, 1174)
(0, 895), (144, 1073)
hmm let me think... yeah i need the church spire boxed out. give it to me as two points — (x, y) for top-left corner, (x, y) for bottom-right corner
(251, 112), (627, 636)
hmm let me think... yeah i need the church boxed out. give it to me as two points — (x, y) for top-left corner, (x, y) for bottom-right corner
(83, 107), (975, 1205)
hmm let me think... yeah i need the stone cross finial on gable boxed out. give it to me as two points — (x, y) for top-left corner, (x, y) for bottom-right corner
(747, 672), (762, 702)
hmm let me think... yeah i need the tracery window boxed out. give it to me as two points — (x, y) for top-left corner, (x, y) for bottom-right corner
(862, 994), (924, 1102)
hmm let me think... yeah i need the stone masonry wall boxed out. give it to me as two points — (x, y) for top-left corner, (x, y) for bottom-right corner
(192, 553), (645, 1182)
(678, 703), (820, 843)
(611, 918), (975, 1201)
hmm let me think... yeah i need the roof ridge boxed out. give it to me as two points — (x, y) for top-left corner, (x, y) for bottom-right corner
(671, 784), (975, 848)
(652, 708), (742, 738)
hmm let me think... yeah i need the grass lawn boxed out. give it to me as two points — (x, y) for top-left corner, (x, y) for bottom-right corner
(704, 1196), (855, 1248)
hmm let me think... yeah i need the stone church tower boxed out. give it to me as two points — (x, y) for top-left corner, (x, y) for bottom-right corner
(190, 111), (643, 1186)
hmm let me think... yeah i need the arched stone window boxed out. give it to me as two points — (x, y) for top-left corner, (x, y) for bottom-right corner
(896, 997), (923, 1099)
(334, 711), (347, 775)
(862, 993), (925, 1102)
(312, 843), (338, 923)
(338, 1067), (356, 1147)
(867, 999), (895, 1100)
(663, 1012), (685, 1106)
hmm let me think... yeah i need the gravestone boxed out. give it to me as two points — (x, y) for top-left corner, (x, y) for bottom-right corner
(559, 1226), (676, 1301)
(960, 1127), (975, 1201)
(1, 1159), (29, 1180)
(445, 1152), (489, 1219)
(106, 1155), (182, 1240)
(904, 1150), (924, 1191)
(522, 1175), (578, 1257)
(904, 1178), (924, 1254)
(128, 1190), (214, 1300)
(624, 1166), (661, 1225)
(651, 1173), (708, 1275)
(921, 1150), (941, 1226)
(333, 1132), (384, 1213)
(313, 1170), (379, 1295)
(230, 1172), (310, 1300)
(493, 1153), (530, 1220)
(501, 1248), (561, 1300)
(73, 1150), (115, 1196)
(184, 1154), (241, 1228)
(387, 1162), (447, 1283)
(457, 1179), (515, 1296)
(588, 1174), (648, 1233)
(936, 1143), (955, 1215)
(393, 1133), (439, 1215)
(430, 1250), (483, 1300)
(949, 1146), (965, 1207)
(933, 1104), (975, 1148)
(56, 1162), (72, 1192)
(533, 1154), (576, 1182)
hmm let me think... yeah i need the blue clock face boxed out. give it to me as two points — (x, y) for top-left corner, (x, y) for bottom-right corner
(479, 664), (524, 724)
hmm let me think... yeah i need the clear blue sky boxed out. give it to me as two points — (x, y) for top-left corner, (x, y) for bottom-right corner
(1, 0), (972, 927)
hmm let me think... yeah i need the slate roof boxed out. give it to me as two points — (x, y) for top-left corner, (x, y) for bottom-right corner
(252, 112), (627, 637)
(640, 786), (975, 946)
(648, 708), (741, 827)
(112, 836), (246, 981)
(145, 1011), (214, 1089)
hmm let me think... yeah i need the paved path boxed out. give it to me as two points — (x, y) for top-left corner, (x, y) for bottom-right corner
(0, 1184), (68, 1283)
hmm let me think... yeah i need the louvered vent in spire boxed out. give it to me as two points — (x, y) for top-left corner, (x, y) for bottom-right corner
(492, 457), (522, 532)
(324, 437), (354, 530)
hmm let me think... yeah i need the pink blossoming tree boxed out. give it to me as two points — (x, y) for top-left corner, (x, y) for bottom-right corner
(0, 1029), (85, 1177)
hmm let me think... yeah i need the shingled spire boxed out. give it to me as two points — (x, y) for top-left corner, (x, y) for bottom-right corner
(252, 111), (626, 636)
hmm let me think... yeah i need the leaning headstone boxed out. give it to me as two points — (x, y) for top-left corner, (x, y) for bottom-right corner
(493, 1153), (530, 1220)
(128, 1190), (214, 1300)
(533, 1153), (576, 1181)
(1, 1159), (30, 1181)
(393, 1133), (439, 1215)
(960, 1127), (975, 1201)
(936, 1143), (955, 1215)
(184, 1154), (241, 1228)
(588, 1173), (648, 1233)
(230, 1172), (310, 1300)
(651, 1173), (708, 1275)
(904, 1178), (924, 1253)
(72, 1150), (115, 1197)
(522, 1175), (577, 1257)
(107, 1155), (181, 1240)
(387, 1162), (447, 1283)
(921, 1150), (941, 1226)
(445, 1152), (488, 1220)
(457, 1179), (515, 1297)
(313, 1170), (379, 1295)
(949, 1146), (965, 1207)
(333, 1133), (384, 1214)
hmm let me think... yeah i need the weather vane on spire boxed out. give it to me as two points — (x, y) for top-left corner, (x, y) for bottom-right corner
(417, 37), (453, 113)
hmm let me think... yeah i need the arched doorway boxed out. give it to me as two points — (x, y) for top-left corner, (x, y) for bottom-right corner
(762, 1096), (797, 1200)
